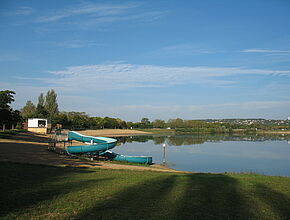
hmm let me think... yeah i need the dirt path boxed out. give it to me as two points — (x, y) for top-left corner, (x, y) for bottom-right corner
(0, 131), (184, 173)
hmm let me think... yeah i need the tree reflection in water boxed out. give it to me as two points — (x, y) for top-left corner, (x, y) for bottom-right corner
(114, 133), (290, 147)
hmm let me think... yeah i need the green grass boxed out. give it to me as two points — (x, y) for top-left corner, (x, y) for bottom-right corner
(0, 129), (25, 139)
(0, 162), (289, 220)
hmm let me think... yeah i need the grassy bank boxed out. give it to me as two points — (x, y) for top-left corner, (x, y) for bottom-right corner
(0, 162), (289, 220)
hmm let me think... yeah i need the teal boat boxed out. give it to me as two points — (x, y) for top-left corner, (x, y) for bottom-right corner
(100, 150), (153, 164)
(67, 131), (152, 164)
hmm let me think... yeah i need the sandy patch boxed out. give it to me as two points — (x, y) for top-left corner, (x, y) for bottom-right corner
(77, 129), (151, 137)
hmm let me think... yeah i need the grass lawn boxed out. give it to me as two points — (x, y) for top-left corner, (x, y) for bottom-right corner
(0, 162), (289, 220)
(0, 129), (24, 139)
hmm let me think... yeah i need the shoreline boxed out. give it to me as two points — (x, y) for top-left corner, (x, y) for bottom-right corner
(0, 131), (183, 173)
(77, 129), (152, 137)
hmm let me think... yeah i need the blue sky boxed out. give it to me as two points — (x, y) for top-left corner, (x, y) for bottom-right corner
(1, 0), (290, 121)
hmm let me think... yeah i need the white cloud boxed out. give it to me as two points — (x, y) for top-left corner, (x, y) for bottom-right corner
(36, 3), (139, 23)
(42, 63), (290, 92)
(6, 63), (290, 120)
(7, 63), (290, 99)
(152, 44), (221, 56)
(35, 2), (167, 29)
(242, 48), (290, 53)
(2, 6), (34, 16)
(64, 100), (290, 121)
(4, 74), (290, 120)
(15, 6), (34, 16)
(54, 40), (103, 48)
(33, 39), (101, 49)
(76, 11), (168, 28)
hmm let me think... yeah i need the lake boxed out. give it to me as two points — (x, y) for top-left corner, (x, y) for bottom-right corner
(112, 134), (290, 177)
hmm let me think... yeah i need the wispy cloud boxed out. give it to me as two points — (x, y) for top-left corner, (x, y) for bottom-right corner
(189, 100), (290, 110)
(2, 6), (34, 16)
(35, 2), (167, 29)
(151, 44), (221, 56)
(242, 48), (290, 53)
(54, 40), (103, 48)
(37, 3), (139, 23)
(76, 11), (168, 28)
(13, 63), (288, 93)
(4, 70), (290, 120)
(65, 100), (290, 120)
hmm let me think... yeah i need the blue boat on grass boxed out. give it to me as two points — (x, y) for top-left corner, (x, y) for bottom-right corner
(67, 131), (152, 164)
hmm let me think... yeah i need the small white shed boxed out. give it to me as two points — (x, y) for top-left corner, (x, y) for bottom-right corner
(28, 118), (49, 134)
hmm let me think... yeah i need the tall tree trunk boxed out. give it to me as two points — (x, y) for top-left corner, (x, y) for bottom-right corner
(2, 124), (5, 131)
(12, 124), (15, 129)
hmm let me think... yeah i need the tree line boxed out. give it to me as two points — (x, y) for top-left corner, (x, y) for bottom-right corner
(19, 90), (128, 130)
(131, 118), (290, 132)
(1, 89), (289, 132)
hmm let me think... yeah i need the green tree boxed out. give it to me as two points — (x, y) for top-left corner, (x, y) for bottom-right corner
(44, 89), (59, 119)
(140, 118), (152, 128)
(95, 117), (105, 129)
(0, 90), (15, 109)
(116, 118), (127, 129)
(167, 118), (184, 128)
(53, 112), (68, 127)
(20, 100), (36, 119)
(0, 90), (16, 130)
(10, 110), (22, 129)
(35, 93), (48, 118)
(103, 117), (119, 129)
(152, 119), (166, 128)
(66, 112), (89, 129)
(38, 93), (45, 106)
(141, 118), (150, 124)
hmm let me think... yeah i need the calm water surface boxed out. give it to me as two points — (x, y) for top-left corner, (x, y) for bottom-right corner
(112, 134), (290, 177)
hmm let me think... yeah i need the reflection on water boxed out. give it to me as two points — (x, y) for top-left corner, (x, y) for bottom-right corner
(115, 133), (290, 146)
(112, 134), (290, 177)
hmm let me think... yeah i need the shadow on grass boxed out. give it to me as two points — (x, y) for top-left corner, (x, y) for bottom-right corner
(254, 183), (290, 219)
(75, 174), (178, 219)
(173, 173), (252, 220)
(75, 173), (290, 220)
(75, 173), (255, 220)
(1, 162), (289, 220)
(0, 162), (111, 217)
(0, 130), (50, 142)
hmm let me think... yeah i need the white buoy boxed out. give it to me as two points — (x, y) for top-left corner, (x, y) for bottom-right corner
(162, 143), (166, 164)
